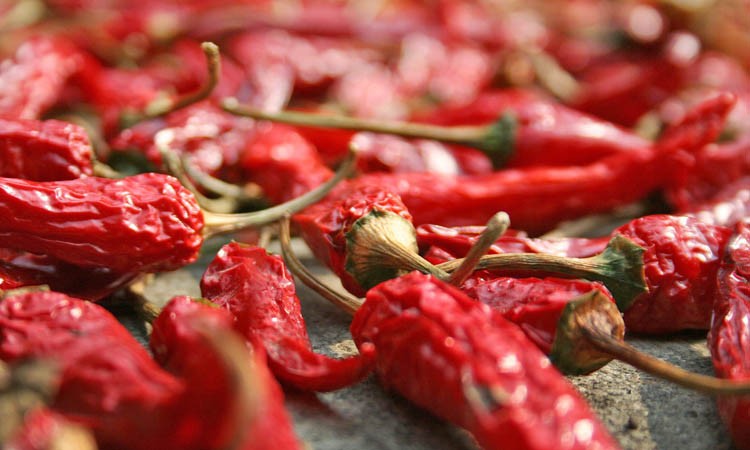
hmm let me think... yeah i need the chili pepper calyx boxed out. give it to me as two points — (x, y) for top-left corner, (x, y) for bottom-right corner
(550, 290), (623, 375)
(345, 210), (449, 291)
(596, 234), (648, 311)
(474, 113), (517, 169)
(0, 359), (60, 444)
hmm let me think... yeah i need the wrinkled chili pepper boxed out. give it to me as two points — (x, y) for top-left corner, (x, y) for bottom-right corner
(0, 118), (94, 181)
(709, 219), (750, 450)
(151, 295), (302, 450)
(200, 242), (375, 392)
(350, 272), (621, 450)
(0, 154), (352, 274)
(682, 176), (750, 228)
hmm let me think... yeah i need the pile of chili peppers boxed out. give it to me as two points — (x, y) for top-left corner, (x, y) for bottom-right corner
(2, 1), (750, 449)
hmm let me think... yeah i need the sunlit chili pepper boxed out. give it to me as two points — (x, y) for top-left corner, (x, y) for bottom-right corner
(709, 219), (750, 450)
(682, 176), (750, 228)
(0, 153), (352, 274)
(200, 242), (375, 392)
(0, 118), (94, 181)
(151, 295), (301, 450)
(352, 272), (621, 450)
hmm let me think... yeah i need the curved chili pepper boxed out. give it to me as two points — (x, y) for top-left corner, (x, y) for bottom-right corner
(200, 242), (375, 392)
(350, 272), (621, 450)
(151, 295), (302, 450)
(682, 176), (750, 228)
(709, 220), (750, 450)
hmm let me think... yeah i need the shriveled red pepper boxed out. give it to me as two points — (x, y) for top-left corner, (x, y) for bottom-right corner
(151, 295), (302, 450)
(350, 272), (621, 450)
(200, 242), (375, 392)
(682, 176), (750, 228)
(0, 119), (94, 181)
(0, 158), (350, 274)
(709, 218), (750, 450)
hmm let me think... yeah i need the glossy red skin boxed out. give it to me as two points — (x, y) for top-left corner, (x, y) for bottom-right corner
(0, 173), (204, 273)
(708, 220), (750, 450)
(293, 183), (413, 296)
(0, 119), (93, 181)
(617, 215), (731, 334)
(151, 296), (302, 450)
(683, 177), (750, 228)
(0, 249), (138, 301)
(416, 224), (610, 259)
(416, 88), (651, 168)
(461, 276), (614, 355)
(0, 36), (91, 120)
(200, 243), (374, 392)
(351, 272), (620, 450)
(0, 291), (188, 449)
(240, 122), (334, 204)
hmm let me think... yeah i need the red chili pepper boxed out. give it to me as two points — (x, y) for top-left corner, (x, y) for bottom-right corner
(151, 295), (302, 450)
(0, 119), (94, 181)
(0, 36), (92, 121)
(200, 242), (375, 392)
(682, 176), (750, 228)
(461, 276), (614, 354)
(293, 183), (416, 297)
(708, 219), (750, 450)
(350, 271), (620, 450)
(0, 249), (138, 301)
(0, 173), (204, 273)
(239, 122), (334, 204)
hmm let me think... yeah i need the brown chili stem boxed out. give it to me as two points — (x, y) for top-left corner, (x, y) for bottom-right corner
(579, 320), (750, 396)
(182, 154), (264, 202)
(447, 212), (510, 286)
(202, 148), (356, 236)
(279, 216), (362, 316)
(145, 42), (221, 119)
(222, 97), (484, 142)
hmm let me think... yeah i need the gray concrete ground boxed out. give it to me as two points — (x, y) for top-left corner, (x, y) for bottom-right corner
(137, 238), (734, 450)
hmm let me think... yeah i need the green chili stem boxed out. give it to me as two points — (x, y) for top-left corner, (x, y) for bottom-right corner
(579, 318), (750, 396)
(279, 216), (362, 316)
(202, 148), (355, 236)
(436, 234), (648, 310)
(222, 98), (517, 167)
(447, 212), (510, 286)
(182, 154), (264, 202)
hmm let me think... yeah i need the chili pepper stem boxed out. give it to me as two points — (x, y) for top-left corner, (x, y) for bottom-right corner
(121, 42), (221, 128)
(345, 209), (450, 291)
(437, 234), (648, 310)
(550, 290), (625, 375)
(182, 154), (265, 204)
(577, 313), (750, 395)
(202, 147), (356, 236)
(221, 98), (517, 168)
(447, 212), (510, 286)
(279, 216), (363, 316)
(157, 135), (245, 214)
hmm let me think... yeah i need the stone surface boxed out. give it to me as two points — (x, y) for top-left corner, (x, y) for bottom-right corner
(136, 237), (733, 450)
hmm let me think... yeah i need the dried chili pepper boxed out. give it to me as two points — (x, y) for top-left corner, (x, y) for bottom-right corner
(682, 176), (750, 228)
(0, 152), (352, 274)
(200, 242), (375, 392)
(351, 272), (621, 450)
(0, 118), (94, 181)
(151, 295), (302, 450)
(709, 219), (750, 450)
